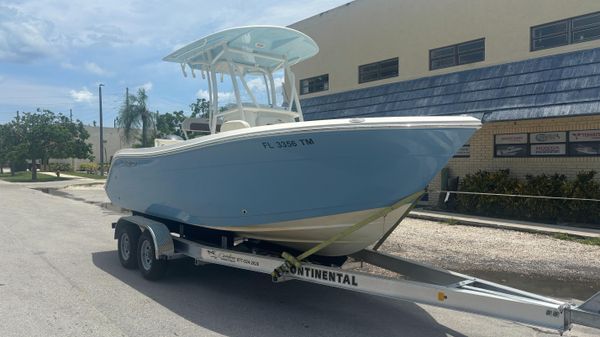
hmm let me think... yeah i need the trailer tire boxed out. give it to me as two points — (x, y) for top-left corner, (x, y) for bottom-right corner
(118, 225), (140, 269)
(137, 230), (167, 280)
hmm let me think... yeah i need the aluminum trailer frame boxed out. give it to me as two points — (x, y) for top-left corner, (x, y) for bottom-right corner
(113, 215), (600, 334)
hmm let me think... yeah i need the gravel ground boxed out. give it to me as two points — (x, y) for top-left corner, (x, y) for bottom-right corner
(377, 218), (600, 282)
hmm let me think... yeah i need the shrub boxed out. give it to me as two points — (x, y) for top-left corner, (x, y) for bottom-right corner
(456, 170), (522, 218)
(79, 162), (98, 173)
(520, 173), (569, 223)
(563, 171), (600, 224)
(48, 163), (72, 172)
(455, 170), (600, 226)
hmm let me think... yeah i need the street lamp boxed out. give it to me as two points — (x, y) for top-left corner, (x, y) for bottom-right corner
(98, 84), (105, 176)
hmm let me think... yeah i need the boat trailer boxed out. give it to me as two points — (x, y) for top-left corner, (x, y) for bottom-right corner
(112, 215), (600, 334)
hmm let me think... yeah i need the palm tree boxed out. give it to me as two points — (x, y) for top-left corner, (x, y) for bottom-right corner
(117, 88), (155, 147)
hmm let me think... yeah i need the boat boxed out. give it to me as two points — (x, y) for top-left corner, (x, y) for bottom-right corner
(105, 26), (481, 256)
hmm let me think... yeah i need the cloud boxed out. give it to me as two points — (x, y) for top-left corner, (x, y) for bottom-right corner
(274, 76), (284, 88)
(60, 60), (113, 76)
(0, 76), (102, 124)
(196, 89), (210, 100)
(246, 77), (267, 91)
(70, 87), (94, 102)
(0, 0), (349, 124)
(84, 61), (112, 76)
(136, 81), (153, 92)
(196, 89), (234, 103)
(77, 23), (132, 47)
(60, 61), (77, 70)
(0, 5), (65, 62)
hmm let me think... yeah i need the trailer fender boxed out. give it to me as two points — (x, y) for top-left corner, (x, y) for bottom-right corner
(114, 215), (174, 259)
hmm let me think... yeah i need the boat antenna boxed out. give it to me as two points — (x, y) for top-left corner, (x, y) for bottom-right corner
(180, 63), (188, 78)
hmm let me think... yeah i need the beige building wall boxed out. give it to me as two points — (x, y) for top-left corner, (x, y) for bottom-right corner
(290, 0), (600, 97)
(428, 115), (600, 205)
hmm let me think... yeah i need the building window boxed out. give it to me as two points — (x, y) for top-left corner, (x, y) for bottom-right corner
(531, 12), (600, 51)
(358, 57), (398, 83)
(300, 74), (329, 95)
(429, 38), (485, 70)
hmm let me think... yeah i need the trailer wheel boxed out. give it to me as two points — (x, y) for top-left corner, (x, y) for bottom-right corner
(118, 225), (140, 269)
(137, 230), (167, 280)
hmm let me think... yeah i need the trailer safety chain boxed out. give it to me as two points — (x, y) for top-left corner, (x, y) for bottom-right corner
(271, 191), (425, 281)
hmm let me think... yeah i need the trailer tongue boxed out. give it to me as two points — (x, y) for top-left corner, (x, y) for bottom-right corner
(113, 215), (600, 334)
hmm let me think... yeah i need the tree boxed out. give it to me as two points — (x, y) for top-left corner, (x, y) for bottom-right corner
(49, 114), (93, 160)
(189, 98), (210, 118)
(0, 111), (92, 181)
(0, 120), (27, 176)
(0, 124), (9, 174)
(155, 110), (186, 139)
(153, 98), (211, 141)
(117, 88), (155, 147)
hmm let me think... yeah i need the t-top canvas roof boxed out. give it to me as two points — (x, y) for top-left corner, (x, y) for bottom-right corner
(163, 26), (319, 73)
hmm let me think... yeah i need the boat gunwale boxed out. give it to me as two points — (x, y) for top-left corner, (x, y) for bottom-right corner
(112, 116), (481, 159)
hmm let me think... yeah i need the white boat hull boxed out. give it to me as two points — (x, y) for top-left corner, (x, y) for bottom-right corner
(204, 203), (413, 256)
(107, 117), (480, 257)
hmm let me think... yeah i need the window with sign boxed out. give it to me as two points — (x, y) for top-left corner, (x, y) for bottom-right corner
(494, 133), (529, 158)
(568, 130), (600, 156)
(358, 58), (399, 84)
(529, 132), (567, 156)
(531, 11), (600, 51)
(299, 74), (329, 95)
(430, 38), (485, 70)
(493, 130), (600, 157)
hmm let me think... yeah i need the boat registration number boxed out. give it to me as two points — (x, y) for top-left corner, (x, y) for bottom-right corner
(261, 138), (315, 149)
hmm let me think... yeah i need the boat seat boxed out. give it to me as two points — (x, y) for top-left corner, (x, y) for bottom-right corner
(221, 120), (251, 132)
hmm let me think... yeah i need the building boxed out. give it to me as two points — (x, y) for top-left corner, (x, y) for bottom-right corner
(289, 0), (600, 205)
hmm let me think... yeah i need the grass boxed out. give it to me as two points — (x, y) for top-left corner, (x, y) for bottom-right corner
(552, 233), (600, 246)
(65, 171), (106, 180)
(0, 171), (71, 182)
(446, 218), (460, 226)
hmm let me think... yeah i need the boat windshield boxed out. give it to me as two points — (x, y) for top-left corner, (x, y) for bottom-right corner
(163, 26), (319, 134)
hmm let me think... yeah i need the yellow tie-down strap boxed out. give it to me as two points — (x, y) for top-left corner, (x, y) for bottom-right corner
(272, 190), (424, 280)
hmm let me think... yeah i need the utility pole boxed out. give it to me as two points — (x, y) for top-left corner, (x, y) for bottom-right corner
(70, 109), (74, 171)
(99, 84), (105, 176)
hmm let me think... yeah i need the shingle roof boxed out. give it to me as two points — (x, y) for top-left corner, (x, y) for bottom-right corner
(300, 47), (600, 122)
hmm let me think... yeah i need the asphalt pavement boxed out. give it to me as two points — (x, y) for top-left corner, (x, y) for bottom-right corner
(0, 180), (598, 337)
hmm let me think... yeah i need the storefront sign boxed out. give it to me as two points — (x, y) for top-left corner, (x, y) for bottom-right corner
(495, 144), (528, 157)
(495, 133), (528, 144)
(530, 132), (566, 144)
(530, 143), (566, 156)
(569, 129), (600, 142)
(454, 145), (470, 158)
(569, 142), (600, 156)
(491, 130), (600, 158)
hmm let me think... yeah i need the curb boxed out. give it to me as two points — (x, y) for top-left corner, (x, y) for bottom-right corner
(408, 210), (600, 239)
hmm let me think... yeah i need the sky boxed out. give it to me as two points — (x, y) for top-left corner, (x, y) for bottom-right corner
(0, 0), (349, 125)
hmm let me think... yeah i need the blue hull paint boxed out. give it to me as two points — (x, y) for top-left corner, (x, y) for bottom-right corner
(106, 127), (474, 227)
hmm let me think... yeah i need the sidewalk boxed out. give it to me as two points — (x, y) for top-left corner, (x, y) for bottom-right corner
(38, 171), (105, 180)
(14, 172), (106, 189)
(409, 209), (600, 238)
